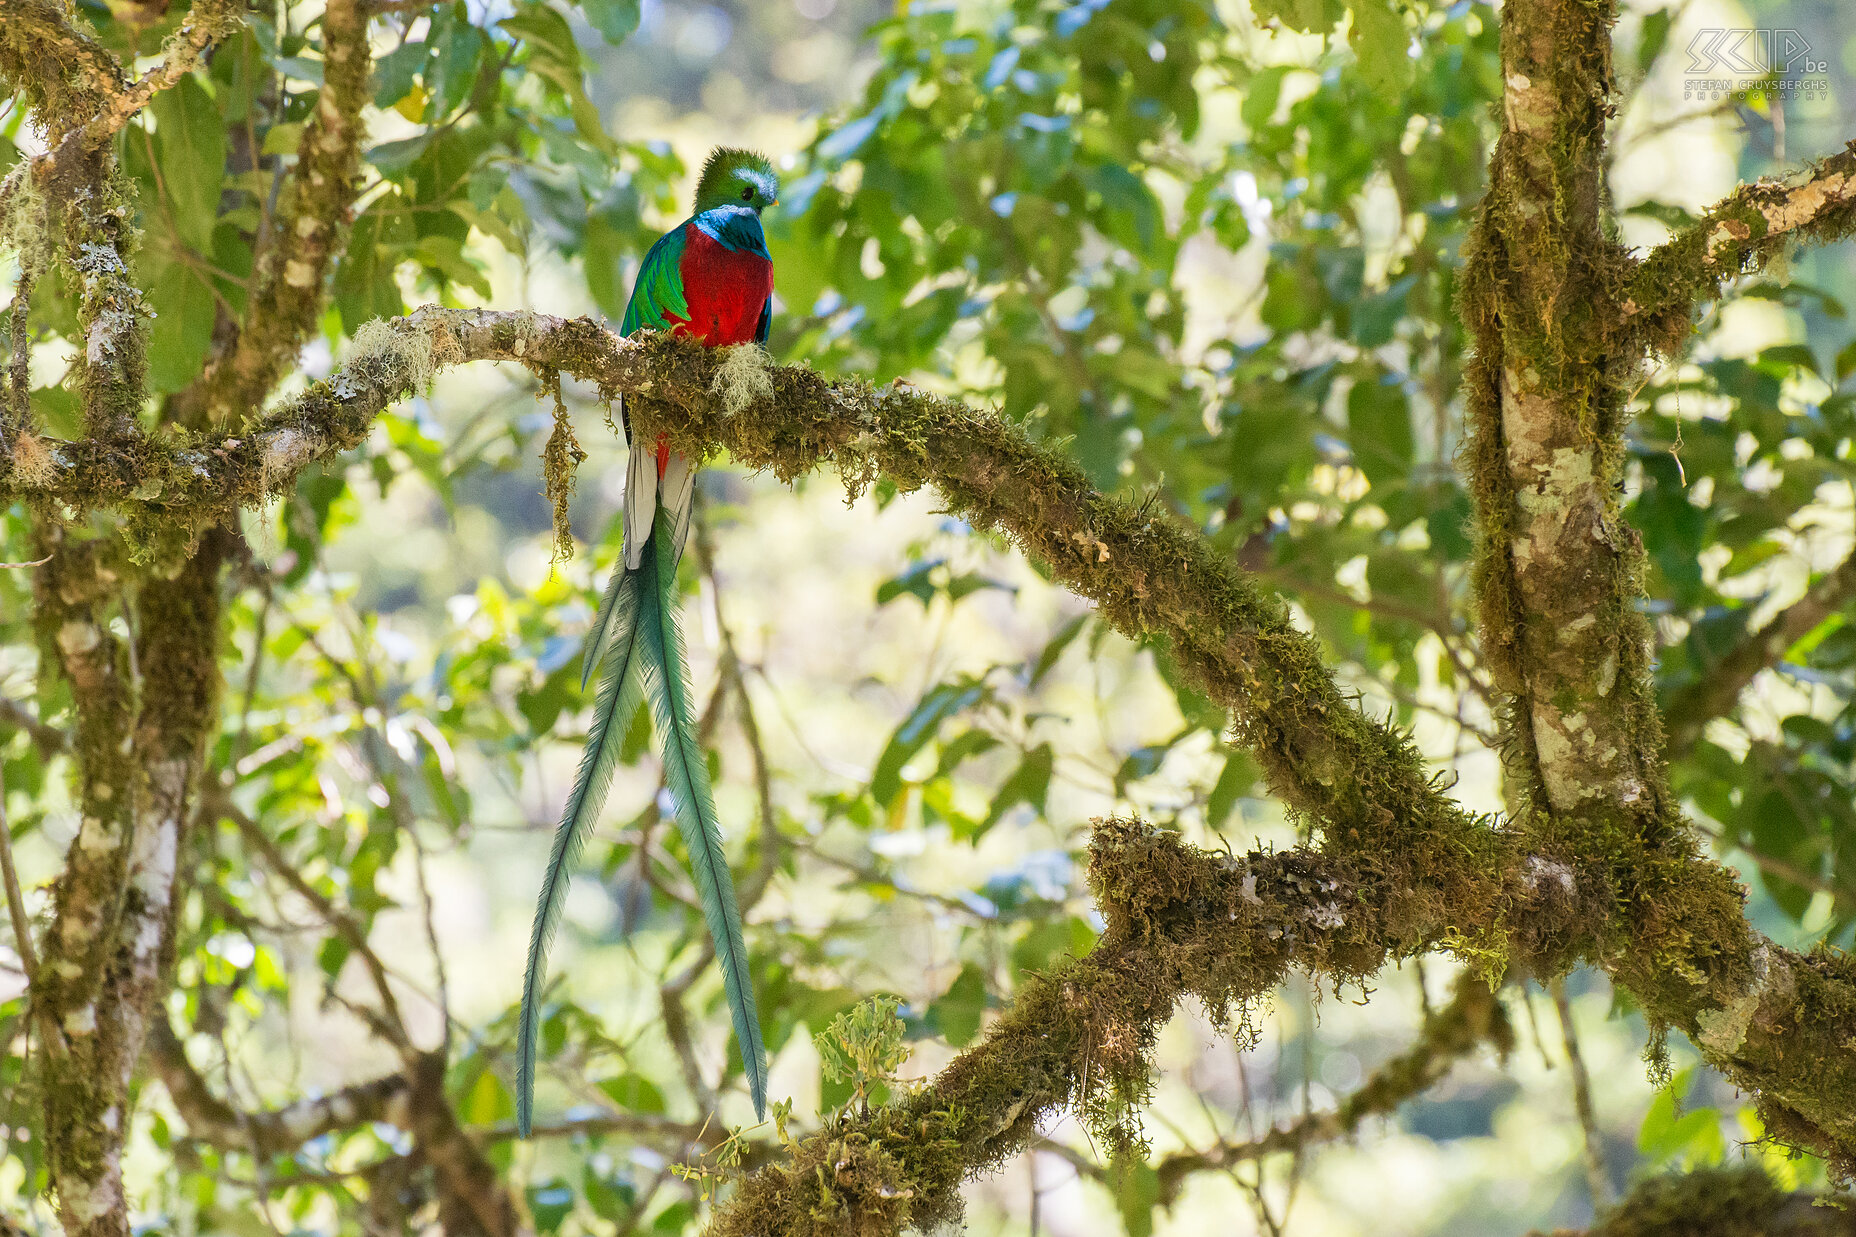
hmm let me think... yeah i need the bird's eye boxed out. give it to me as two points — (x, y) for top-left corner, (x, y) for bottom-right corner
(741, 188), (754, 201)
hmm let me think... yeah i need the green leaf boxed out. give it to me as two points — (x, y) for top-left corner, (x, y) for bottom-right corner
(651, 1201), (695, 1233)
(1010, 914), (1096, 977)
(584, 1163), (636, 1222)
(597, 1072), (666, 1115)
(934, 728), (1000, 779)
(1348, 373), (1414, 484)
(1250, 0), (1343, 34)
(316, 935), (351, 980)
(978, 742), (1053, 837)
(426, 13), (486, 121)
(870, 679), (987, 807)
(928, 963), (987, 1047)
(1206, 749), (1259, 829)
(1638, 1068), (1725, 1166)
(876, 558), (944, 608)
(1241, 65), (1291, 132)
(149, 75), (226, 253)
(1111, 1155), (1160, 1237)
(372, 41), (427, 110)
(1637, 7), (1674, 76)
(1349, 0), (1414, 94)
(583, 210), (629, 320)
(465, 1067), (512, 1125)
(143, 258), (216, 394)
(1836, 338), (1856, 383)
(579, 0), (641, 43)
(526, 1178), (575, 1233)
(1088, 164), (1163, 256)
(1028, 614), (1088, 688)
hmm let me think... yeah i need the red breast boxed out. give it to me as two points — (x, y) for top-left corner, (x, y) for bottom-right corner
(675, 228), (774, 348)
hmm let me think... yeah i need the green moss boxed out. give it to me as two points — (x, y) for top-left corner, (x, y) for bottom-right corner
(1551, 1164), (1854, 1237)
(0, 1), (120, 127)
(1625, 150), (1856, 357)
(540, 374), (586, 563)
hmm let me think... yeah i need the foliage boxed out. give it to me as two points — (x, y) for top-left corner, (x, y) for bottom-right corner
(1, 0), (1855, 1233)
(815, 995), (910, 1115)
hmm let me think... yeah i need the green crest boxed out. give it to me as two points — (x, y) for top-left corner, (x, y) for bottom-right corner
(693, 147), (779, 214)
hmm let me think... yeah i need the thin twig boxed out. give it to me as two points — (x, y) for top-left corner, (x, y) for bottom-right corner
(221, 799), (416, 1056)
(1551, 976), (1613, 1210)
(0, 762), (38, 984)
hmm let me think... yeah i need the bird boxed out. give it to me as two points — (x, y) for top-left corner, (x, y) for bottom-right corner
(517, 149), (778, 1137)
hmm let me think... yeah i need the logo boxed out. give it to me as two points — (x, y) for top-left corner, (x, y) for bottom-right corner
(1683, 28), (1831, 102)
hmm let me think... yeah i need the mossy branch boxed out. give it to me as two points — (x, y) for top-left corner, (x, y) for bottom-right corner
(193, 0), (369, 425)
(1459, 0), (1856, 1180)
(1534, 1164), (1856, 1237)
(1624, 144), (1856, 357)
(17, 305), (1856, 1181)
(30, 534), (224, 1237)
(85, 1), (243, 145)
(707, 818), (1441, 1236)
(0, 0), (124, 123)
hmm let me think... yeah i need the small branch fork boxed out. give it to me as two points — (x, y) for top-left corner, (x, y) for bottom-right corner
(1137, 974), (1512, 1209)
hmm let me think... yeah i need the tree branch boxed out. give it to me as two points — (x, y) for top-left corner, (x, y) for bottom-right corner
(149, 1017), (412, 1159)
(1147, 973), (1512, 1208)
(1551, 976), (1612, 1210)
(1535, 1164), (1856, 1237)
(1457, 0), (1772, 1099)
(0, 762), (38, 986)
(192, 0), (370, 424)
(1664, 548), (1856, 757)
(706, 818), (1415, 1235)
(218, 799), (416, 1057)
(0, 0), (123, 122)
(0, 694), (68, 755)
(9, 307), (1501, 913)
(80, 1), (243, 148)
(13, 304), (1856, 1182)
(1624, 145), (1856, 356)
(31, 532), (225, 1237)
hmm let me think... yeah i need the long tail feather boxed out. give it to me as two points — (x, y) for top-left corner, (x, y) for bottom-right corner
(518, 563), (644, 1138)
(581, 553), (632, 693)
(635, 524), (769, 1118)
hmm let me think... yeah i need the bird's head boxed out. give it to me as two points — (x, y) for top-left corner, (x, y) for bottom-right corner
(693, 148), (779, 216)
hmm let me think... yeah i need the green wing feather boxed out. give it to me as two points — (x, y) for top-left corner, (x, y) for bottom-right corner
(635, 524), (769, 1119)
(622, 225), (691, 336)
(517, 565), (644, 1138)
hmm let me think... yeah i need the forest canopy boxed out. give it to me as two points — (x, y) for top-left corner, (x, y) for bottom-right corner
(3, 0), (1856, 1235)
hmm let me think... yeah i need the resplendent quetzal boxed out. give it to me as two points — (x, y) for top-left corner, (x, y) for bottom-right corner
(518, 149), (778, 1136)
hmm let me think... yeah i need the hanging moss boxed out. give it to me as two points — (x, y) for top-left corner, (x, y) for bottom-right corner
(540, 373), (586, 563)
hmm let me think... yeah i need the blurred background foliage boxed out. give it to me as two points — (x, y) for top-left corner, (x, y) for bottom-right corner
(4, 0), (1856, 1232)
